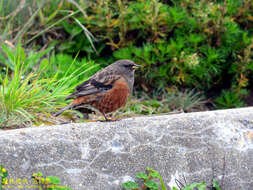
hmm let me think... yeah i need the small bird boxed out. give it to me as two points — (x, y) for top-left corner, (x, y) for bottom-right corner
(53, 59), (140, 121)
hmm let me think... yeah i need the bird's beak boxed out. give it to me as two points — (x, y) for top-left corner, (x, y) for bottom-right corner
(132, 64), (141, 70)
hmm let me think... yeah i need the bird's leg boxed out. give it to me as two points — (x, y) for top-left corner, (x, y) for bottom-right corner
(102, 112), (110, 121)
(99, 112), (119, 122)
(86, 112), (115, 122)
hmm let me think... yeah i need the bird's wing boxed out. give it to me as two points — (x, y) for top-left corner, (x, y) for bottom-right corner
(66, 74), (121, 100)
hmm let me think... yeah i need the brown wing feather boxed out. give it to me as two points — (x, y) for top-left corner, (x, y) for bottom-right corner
(66, 74), (121, 100)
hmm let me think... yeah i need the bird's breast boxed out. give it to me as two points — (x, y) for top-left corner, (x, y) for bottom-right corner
(94, 77), (130, 113)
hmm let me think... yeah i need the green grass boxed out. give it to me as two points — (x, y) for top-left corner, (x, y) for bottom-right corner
(0, 63), (69, 127)
(0, 44), (99, 128)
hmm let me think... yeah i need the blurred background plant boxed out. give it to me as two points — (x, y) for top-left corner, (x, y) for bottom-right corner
(0, 0), (252, 128)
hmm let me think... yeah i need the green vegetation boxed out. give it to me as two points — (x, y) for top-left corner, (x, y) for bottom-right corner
(114, 89), (206, 119)
(121, 167), (222, 190)
(0, 44), (99, 127)
(0, 0), (253, 127)
(0, 166), (223, 190)
(0, 165), (8, 190)
(32, 172), (72, 190)
(0, 167), (71, 190)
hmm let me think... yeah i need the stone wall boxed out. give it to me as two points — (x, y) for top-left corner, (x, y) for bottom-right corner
(0, 107), (252, 190)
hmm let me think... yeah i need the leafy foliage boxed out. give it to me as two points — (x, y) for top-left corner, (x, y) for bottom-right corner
(122, 167), (222, 190)
(0, 165), (8, 190)
(215, 90), (246, 109)
(32, 172), (72, 190)
(122, 168), (166, 190)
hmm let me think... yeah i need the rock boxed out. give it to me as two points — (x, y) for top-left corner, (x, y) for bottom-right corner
(0, 107), (252, 190)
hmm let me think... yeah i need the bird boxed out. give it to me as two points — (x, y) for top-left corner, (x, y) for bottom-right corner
(53, 59), (140, 121)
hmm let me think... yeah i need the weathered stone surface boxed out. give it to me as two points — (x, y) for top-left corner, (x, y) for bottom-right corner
(0, 107), (253, 190)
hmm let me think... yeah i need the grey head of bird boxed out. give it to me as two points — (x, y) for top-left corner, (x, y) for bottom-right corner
(105, 59), (140, 92)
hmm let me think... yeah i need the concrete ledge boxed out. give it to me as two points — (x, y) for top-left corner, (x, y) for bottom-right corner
(0, 107), (253, 190)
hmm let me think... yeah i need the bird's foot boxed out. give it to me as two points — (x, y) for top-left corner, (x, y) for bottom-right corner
(85, 118), (120, 122)
(101, 112), (120, 122)
(85, 119), (99, 122)
(99, 119), (116, 122)
(100, 117), (120, 122)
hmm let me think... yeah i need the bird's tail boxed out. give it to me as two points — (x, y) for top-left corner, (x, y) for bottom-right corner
(53, 104), (74, 117)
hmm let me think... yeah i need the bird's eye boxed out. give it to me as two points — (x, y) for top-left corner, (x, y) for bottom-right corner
(124, 65), (129, 68)
(124, 64), (133, 68)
